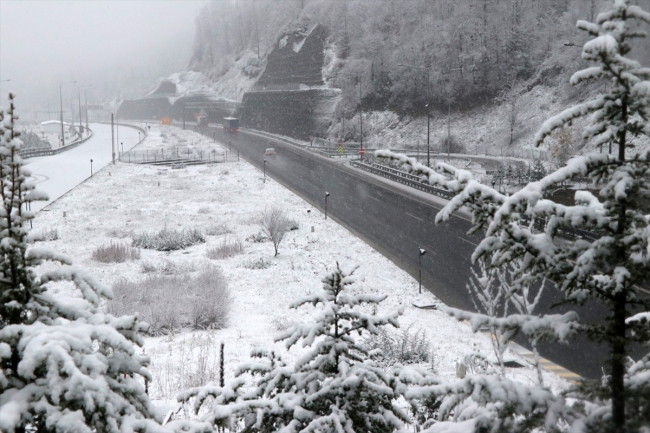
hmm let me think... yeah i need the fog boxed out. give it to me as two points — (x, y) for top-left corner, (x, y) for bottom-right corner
(0, 0), (206, 121)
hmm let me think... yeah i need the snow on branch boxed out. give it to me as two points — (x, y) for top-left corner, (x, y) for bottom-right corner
(448, 308), (580, 343)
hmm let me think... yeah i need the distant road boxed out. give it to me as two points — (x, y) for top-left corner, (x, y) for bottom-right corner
(196, 124), (636, 380)
(25, 123), (140, 212)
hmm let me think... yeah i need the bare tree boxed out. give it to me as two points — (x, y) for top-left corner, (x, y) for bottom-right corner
(259, 207), (291, 256)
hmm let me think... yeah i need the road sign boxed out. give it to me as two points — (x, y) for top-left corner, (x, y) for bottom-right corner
(161, 117), (172, 125)
(359, 148), (365, 156)
(338, 146), (344, 154)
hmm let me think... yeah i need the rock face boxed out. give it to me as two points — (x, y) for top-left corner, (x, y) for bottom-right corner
(240, 24), (340, 139)
(241, 88), (340, 140)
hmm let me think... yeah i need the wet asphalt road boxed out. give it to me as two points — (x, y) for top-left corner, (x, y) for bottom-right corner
(198, 125), (624, 380)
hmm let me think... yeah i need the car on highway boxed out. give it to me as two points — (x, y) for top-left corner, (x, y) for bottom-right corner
(265, 148), (277, 156)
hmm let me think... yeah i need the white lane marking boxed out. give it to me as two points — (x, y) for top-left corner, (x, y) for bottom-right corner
(406, 212), (425, 222)
(459, 237), (478, 246)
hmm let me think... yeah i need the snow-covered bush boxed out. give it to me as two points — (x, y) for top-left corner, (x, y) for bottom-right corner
(92, 241), (141, 263)
(206, 237), (244, 259)
(132, 227), (205, 251)
(204, 222), (232, 236)
(19, 130), (50, 150)
(178, 263), (429, 433)
(240, 257), (273, 269)
(364, 323), (431, 367)
(35, 227), (59, 242)
(107, 267), (231, 334)
(0, 94), (210, 433)
(377, 2), (650, 431)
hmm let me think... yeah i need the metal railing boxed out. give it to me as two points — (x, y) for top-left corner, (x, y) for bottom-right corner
(350, 161), (454, 200)
(119, 147), (238, 165)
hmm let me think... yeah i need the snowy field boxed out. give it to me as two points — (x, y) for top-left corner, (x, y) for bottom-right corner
(25, 123), (140, 212)
(33, 124), (569, 412)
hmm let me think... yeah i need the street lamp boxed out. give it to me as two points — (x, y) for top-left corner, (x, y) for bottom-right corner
(213, 132), (216, 143)
(79, 85), (93, 132)
(418, 248), (427, 294)
(398, 64), (431, 167)
(339, 72), (365, 154)
(325, 192), (330, 220)
(263, 159), (267, 183)
(121, 142), (124, 155)
(59, 80), (76, 148)
(90, 159), (94, 177)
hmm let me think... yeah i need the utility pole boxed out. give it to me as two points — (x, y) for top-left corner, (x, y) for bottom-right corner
(398, 64), (431, 167)
(77, 86), (83, 133)
(111, 113), (115, 164)
(81, 85), (93, 131)
(359, 79), (363, 153)
(447, 100), (451, 158)
(59, 80), (76, 148)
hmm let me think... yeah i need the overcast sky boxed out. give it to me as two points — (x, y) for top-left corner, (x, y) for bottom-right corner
(0, 0), (206, 115)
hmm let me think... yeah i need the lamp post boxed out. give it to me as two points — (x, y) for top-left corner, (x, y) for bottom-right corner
(418, 248), (427, 294)
(263, 159), (266, 183)
(77, 86), (83, 133)
(325, 192), (330, 219)
(398, 64), (431, 167)
(59, 80), (76, 148)
(138, 132), (141, 142)
(80, 85), (93, 132)
(339, 72), (365, 155)
(90, 159), (93, 177)
(213, 132), (216, 143)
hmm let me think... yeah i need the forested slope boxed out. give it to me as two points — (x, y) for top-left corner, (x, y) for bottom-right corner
(187, 0), (650, 156)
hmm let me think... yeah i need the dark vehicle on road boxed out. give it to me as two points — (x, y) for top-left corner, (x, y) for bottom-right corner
(223, 117), (239, 133)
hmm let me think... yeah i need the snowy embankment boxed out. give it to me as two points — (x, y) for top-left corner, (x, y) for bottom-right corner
(33, 124), (569, 410)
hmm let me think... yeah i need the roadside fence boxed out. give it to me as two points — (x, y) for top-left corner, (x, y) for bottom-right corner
(119, 146), (239, 165)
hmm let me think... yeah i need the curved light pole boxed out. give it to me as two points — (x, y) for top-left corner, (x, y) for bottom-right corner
(339, 72), (365, 155)
(418, 248), (427, 294)
(79, 85), (93, 132)
(398, 64), (431, 167)
(59, 80), (76, 147)
(325, 192), (330, 220)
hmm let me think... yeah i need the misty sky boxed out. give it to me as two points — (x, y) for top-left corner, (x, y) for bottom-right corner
(0, 0), (206, 115)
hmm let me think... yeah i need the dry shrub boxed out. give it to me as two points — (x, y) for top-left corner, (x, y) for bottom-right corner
(36, 228), (59, 241)
(92, 241), (141, 263)
(205, 223), (232, 236)
(107, 228), (133, 239)
(132, 227), (205, 251)
(206, 238), (244, 259)
(241, 257), (273, 269)
(106, 267), (231, 335)
(363, 323), (431, 367)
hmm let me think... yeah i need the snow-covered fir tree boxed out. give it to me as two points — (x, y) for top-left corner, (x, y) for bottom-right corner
(377, 1), (650, 431)
(0, 94), (209, 433)
(179, 262), (428, 433)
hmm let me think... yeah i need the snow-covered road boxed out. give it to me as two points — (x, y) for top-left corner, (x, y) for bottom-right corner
(25, 123), (141, 212)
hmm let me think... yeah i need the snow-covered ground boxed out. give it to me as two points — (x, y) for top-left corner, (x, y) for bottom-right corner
(25, 123), (140, 212)
(33, 124), (570, 411)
